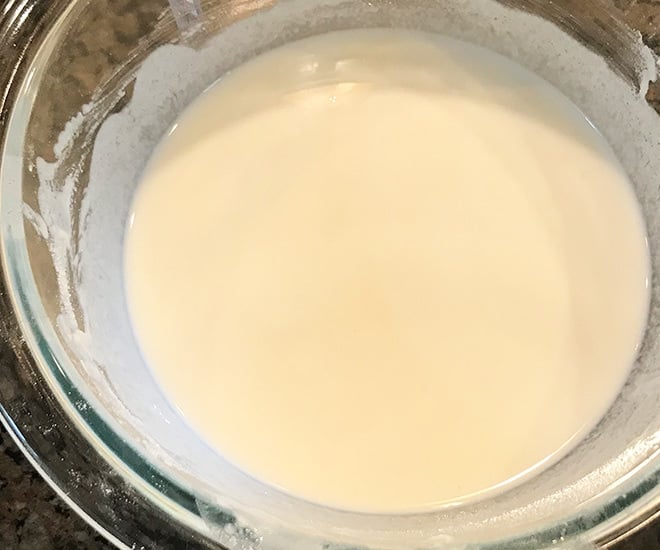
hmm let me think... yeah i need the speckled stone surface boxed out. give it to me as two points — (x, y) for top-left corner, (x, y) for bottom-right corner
(2, 0), (660, 548)
(0, 427), (112, 549)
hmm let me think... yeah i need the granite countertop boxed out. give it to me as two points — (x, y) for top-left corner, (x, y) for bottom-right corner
(1, 0), (660, 548)
(0, 427), (112, 549)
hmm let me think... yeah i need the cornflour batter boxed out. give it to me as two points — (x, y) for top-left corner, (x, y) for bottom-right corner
(124, 29), (649, 512)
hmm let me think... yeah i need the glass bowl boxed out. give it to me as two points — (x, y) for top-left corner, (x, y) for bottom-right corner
(0, 0), (658, 548)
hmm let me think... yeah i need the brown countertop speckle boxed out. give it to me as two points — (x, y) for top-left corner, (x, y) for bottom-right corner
(0, 427), (112, 549)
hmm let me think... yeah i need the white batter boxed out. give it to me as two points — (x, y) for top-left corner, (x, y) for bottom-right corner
(124, 30), (649, 513)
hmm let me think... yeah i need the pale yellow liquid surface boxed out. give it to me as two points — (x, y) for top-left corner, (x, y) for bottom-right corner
(125, 30), (650, 512)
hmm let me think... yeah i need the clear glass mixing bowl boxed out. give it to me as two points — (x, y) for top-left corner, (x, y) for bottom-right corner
(0, 0), (658, 548)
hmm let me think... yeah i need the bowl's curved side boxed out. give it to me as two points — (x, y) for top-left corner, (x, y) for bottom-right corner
(0, 1), (223, 548)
